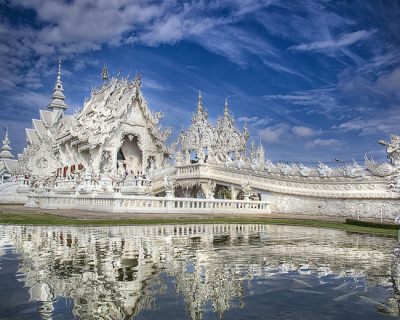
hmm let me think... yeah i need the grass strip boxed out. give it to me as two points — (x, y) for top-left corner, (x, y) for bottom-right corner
(346, 218), (400, 230)
(0, 212), (398, 238)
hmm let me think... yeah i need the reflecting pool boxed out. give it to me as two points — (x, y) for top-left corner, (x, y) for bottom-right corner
(0, 224), (399, 319)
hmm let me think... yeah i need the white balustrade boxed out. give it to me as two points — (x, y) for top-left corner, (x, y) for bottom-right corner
(27, 193), (270, 214)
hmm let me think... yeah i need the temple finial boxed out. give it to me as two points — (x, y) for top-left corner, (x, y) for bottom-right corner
(224, 97), (229, 115)
(197, 91), (203, 110)
(101, 64), (109, 82)
(48, 59), (68, 113)
(134, 72), (142, 88)
(57, 59), (62, 79)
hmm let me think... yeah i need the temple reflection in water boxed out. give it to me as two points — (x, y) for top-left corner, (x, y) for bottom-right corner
(0, 224), (399, 319)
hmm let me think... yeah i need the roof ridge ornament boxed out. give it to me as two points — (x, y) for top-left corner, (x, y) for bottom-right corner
(101, 64), (109, 82)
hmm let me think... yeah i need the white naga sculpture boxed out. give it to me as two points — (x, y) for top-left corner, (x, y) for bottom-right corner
(1, 61), (400, 219)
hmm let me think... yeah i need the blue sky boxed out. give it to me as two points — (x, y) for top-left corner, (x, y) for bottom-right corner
(1, 0), (400, 164)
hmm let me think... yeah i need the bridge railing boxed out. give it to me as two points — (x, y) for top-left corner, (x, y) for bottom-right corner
(26, 193), (270, 214)
(176, 164), (203, 177)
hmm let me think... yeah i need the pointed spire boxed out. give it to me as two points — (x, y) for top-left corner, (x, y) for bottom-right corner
(0, 127), (14, 159)
(48, 59), (68, 112)
(258, 138), (265, 154)
(257, 138), (265, 163)
(197, 91), (203, 111)
(101, 64), (109, 82)
(134, 73), (142, 88)
(243, 121), (249, 141)
(224, 97), (229, 116)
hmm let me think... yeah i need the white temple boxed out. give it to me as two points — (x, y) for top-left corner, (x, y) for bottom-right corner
(1, 61), (400, 219)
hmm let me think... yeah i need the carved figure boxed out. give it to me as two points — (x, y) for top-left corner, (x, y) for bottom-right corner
(379, 134), (400, 166)
(298, 164), (310, 177)
(317, 162), (332, 177)
(341, 161), (365, 178)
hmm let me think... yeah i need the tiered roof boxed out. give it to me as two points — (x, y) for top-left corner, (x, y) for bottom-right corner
(0, 128), (13, 159)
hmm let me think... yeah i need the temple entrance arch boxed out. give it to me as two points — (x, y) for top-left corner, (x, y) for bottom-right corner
(118, 135), (143, 174)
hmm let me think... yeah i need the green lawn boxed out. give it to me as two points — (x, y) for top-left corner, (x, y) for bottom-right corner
(0, 211), (398, 238)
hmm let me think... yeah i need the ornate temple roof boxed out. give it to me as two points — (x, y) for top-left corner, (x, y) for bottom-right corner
(22, 62), (170, 157)
(60, 74), (170, 151)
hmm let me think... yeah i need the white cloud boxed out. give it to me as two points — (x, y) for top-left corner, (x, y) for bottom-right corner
(376, 67), (400, 94)
(5, 0), (275, 60)
(0, 0), (280, 94)
(305, 138), (342, 149)
(291, 126), (318, 138)
(258, 123), (288, 143)
(290, 30), (376, 52)
(338, 106), (400, 136)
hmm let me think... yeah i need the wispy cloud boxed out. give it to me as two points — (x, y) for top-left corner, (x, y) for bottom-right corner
(142, 78), (171, 91)
(262, 86), (348, 117)
(305, 138), (342, 149)
(290, 30), (376, 52)
(193, 25), (278, 67)
(337, 106), (400, 136)
(237, 115), (272, 127)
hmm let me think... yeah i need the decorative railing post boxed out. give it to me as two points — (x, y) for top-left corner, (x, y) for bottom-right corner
(163, 175), (176, 209)
(113, 195), (122, 211)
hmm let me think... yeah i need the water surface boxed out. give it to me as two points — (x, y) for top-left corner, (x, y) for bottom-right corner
(0, 224), (399, 319)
